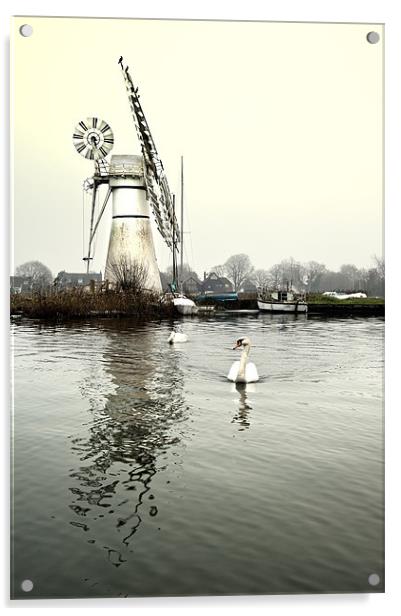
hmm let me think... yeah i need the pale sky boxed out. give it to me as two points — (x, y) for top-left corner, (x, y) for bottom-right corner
(12, 17), (383, 277)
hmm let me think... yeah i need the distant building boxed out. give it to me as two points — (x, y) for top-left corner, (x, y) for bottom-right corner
(201, 272), (234, 294)
(10, 276), (33, 294)
(182, 276), (202, 295)
(54, 271), (102, 290)
(238, 278), (257, 293)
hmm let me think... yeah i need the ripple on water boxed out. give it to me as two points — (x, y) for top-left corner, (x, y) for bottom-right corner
(11, 316), (384, 597)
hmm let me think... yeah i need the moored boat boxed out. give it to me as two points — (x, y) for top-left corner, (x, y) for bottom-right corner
(257, 290), (307, 313)
(173, 295), (199, 315)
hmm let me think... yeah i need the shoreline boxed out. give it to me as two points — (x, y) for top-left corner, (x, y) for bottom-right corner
(10, 290), (385, 322)
(10, 303), (385, 322)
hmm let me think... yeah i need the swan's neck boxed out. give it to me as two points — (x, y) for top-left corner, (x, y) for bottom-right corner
(237, 346), (250, 381)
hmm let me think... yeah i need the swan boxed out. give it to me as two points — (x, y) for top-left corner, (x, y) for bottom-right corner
(168, 329), (188, 344)
(227, 337), (259, 383)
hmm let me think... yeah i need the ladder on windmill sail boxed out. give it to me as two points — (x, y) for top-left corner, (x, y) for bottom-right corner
(120, 65), (180, 251)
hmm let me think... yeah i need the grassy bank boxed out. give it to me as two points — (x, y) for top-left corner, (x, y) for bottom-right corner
(305, 294), (384, 316)
(306, 294), (384, 305)
(10, 289), (174, 321)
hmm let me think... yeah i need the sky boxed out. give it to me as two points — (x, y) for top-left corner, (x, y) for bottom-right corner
(11, 17), (383, 277)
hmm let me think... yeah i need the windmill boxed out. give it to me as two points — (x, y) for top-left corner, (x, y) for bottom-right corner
(73, 59), (180, 292)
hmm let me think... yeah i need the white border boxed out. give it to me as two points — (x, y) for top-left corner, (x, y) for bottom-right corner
(2, 1), (400, 615)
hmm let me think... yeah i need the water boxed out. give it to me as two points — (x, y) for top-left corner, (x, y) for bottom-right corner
(10, 314), (384, 598)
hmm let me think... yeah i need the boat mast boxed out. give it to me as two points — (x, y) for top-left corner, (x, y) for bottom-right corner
(172, 193), (178, 288)
(180, 155), (184, 291)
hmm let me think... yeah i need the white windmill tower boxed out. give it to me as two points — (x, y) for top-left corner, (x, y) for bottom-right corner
(73, 59), (180, 293)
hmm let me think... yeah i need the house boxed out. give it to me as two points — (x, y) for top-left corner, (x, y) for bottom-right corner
(54, 271), (102, 289)
(201, 272), (234, 294)
(238, 278), (257, 293)
(182, 276), (202, 295)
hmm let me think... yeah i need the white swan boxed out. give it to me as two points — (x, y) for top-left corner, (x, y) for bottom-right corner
(168, 330), (188, 344)
(227, 337), (259, 383)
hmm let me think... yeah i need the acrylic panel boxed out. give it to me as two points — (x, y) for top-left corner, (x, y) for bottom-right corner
(11, 16), (384, 599)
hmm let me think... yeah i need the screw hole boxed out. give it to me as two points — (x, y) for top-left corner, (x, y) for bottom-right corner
(366, 31), (380, 44)
(19, 24), (33, 37)
(368, 573), (380, 586)
(21, 579), (34, 592)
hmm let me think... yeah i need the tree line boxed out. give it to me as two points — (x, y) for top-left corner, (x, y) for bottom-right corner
(161, 254), (385, 297)
(13, 253), (385, 298)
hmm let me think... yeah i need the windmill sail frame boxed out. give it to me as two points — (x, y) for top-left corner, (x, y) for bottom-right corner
(121, 65), (180, 251)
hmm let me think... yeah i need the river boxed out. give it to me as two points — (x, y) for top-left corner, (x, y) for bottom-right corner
(10, 314), (384, 598)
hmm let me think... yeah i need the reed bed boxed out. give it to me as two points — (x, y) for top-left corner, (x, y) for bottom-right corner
(10, 288), (174, 321)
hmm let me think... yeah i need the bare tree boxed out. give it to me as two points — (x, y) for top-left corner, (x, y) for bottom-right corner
(253, 269), (271, 291)
(211, 264), (226, 278)
(264, 258), (303, 290)
(109, 255), (148, 293)
(223, 254), (254, 291)
(277, 258), (302, 289)
(301, 261), (327, 292)
(339, 264), (360, 290)
(319, 269), (347, 291)
(365, 256), (385, 297)
(15, 260), (53, 289)
(267, 263), (282, 289)
(372, 255), (385, 279)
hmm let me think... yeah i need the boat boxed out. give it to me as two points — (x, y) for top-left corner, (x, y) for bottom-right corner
(196, 292), (238, 304)
(173, 296), (216, 315)
(173, 294), (199, 315)
(322, 291), (367, 300)
(168, 157), (201, 316)
(257, 290), (308, 313)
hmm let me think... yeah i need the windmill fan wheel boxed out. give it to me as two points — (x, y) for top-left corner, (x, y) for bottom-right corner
(72, 117), (114, 160)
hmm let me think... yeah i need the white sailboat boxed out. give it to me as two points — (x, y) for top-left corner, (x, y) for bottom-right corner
(172, 156), (199, 316)
(173, 294), (198, 315)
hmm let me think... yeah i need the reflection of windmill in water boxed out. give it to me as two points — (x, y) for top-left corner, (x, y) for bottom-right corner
(73, 58), (180, 291)
(69, 322), (186, 561)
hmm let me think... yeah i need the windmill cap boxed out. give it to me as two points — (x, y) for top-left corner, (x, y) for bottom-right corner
(109, 154), (144, 178)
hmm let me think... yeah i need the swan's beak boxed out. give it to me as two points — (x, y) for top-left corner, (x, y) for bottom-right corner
(233, 341), (241, 350)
